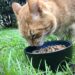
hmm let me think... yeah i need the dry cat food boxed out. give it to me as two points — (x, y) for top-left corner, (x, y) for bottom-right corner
(32, 45), (66, 54)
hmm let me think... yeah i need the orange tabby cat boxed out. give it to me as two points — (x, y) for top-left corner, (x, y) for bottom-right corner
(12, 0), (75, 46)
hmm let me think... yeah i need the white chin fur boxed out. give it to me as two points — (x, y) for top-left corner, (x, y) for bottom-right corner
(29, 37), (44, 46)
(29, 42), (44, 46)
(38, 41), (44, 46)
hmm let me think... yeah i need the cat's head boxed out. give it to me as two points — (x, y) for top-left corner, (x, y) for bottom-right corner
(12, 0), (57, 46)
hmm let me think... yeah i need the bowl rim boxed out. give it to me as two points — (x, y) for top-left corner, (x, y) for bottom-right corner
(25, 40), (73, 55)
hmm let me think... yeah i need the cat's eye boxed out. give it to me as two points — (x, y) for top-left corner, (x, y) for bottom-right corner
(30, 30), (42, 39)
(31, 34), (41, 39)
(32, 34), (36, 39)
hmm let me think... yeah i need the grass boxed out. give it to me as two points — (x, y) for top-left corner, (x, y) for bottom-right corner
(0, 28), (75, 75)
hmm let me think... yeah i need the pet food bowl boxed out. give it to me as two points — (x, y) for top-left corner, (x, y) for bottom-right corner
(24, 40), (73, 71)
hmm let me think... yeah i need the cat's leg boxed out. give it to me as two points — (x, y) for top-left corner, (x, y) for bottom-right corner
(65, 23), (75, 43)
(57, 24), (75, 41)
(54, 29), (67, 40)
(54, 23), (75, 41)
(68, 23), (75, 42)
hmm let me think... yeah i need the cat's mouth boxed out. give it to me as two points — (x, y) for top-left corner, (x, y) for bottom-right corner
(33, 42), (44, 46)
(29, 39), (44, 46)
(30, 41), (44, 46)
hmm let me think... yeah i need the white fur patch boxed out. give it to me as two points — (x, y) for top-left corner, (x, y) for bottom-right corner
(31, 13), (40, 21)
(50, 16), (57, 34)
(69, 23), (75, 36)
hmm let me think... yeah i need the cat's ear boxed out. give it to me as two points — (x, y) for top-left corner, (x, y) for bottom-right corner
(28, 0), (41, 15)
(12, 2), (22, 15)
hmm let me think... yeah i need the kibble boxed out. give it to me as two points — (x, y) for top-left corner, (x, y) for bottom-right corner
(32, 45), (66, 54)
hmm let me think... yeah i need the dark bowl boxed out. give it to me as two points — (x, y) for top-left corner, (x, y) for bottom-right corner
(24, 40), (73, 71)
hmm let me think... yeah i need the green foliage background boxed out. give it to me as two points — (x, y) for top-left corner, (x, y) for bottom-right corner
(0, 0), (26, 28)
